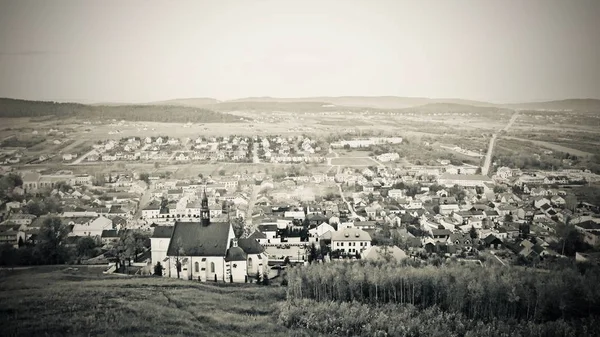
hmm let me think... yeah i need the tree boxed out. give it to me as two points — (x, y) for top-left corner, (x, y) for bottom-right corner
(432, 205), (440, 214)
(469, 226), (478, 239)
(138, 173), (150, 184)
(308, 243), (319, 263)
(504, 214), (513, 223)
(38, 217), (70, 264)
(218, 169), (226, 176)
(154, 262), (163, 276)
(76, 237), (97, 258)
(493, 185), (507, 194)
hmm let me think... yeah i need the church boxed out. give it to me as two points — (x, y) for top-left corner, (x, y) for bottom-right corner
(157, 189), (268, 282)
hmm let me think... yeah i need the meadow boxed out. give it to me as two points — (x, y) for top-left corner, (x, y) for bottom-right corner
(0, 265), (316, 337)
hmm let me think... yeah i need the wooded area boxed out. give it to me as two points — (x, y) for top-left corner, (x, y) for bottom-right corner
(285, 261), (600, 323)
(0, 98), (243, 123)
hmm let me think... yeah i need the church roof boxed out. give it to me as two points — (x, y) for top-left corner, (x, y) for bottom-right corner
(152, 226), (173, 238)
(225, 246), (247, 262)
(238, 238), (264, 254)
(167, 221), (230, 257)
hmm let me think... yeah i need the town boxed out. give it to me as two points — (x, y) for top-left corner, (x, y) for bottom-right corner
(2, 129), (600, 284)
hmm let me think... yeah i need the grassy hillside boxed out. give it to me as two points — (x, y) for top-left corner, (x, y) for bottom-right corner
(0, 98), (244, 123)
(0, 266), (313, 337)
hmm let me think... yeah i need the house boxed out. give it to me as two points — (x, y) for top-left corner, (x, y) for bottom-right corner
(534, 197), (551, 209)
(101, 229), (120, 245)
(22, 172), (41, 191)
(354, 221), (377, 230)
(308, 223), (336, 241)
(482, 234), (502, 249)
(71, 216), (113, 237)
(0, 224), (26, 248)
(431, 229), (452, 243)
(7, 213), (37, 226)
(257, 224), (278, 240)
(361, 245), (407, 262)
(438, 173), (493, 188)
(331, 228), (372, 256)
(550, 195), (565, 206)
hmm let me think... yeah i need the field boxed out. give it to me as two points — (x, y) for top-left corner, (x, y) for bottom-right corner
(0, 266), (317, 337)
(330, 157), (376, 166)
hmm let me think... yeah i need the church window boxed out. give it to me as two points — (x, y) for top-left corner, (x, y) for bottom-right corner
(248, 258), (253, 270)
(194, 262), (199, 273)
(210, 262), (215, 273)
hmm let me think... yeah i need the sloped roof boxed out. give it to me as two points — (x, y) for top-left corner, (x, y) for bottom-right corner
(152, 226), (174, 238)
(248, 230), (266, 239)
(238, 238), (264, 254)
(363, 245), (407, 261)
(258, 224), (278, 232)
(331, 228), (371, 242)
(166, 221), (231, 257)
(225, 246), (247, 262)
(101, 229), (119, 238)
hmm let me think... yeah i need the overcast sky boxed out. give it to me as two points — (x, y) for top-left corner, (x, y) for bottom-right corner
(0, 0), (598, 103)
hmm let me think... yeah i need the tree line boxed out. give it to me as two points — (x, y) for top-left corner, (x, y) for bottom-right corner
(0, 98), (244, 123)
(285, 261), (600, 323)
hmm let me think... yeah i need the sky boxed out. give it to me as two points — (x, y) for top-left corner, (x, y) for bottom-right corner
(0, 0), (599, 103)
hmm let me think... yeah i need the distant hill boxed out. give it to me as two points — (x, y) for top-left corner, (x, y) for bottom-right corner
(501, 99), (600, 111)
(399, 102), (513, 114)
(144, 97), (221, 107)
(229, 96), (496, 109)
(0, 98), (244, 123)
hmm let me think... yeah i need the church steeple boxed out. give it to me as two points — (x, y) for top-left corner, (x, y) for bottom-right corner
(201, 186), (210, 226)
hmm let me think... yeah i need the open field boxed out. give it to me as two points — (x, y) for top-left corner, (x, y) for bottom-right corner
(503, 136), (593, 157)
(330, 157), (376, 166)
(0, 265), (316, 337)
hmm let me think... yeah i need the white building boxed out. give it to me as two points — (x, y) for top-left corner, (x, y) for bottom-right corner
(331, 228), (371, 255)
(71, 216), (113, 237)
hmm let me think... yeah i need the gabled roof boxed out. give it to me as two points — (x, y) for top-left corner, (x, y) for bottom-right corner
(248, 230), (266, 239)
(152, 226), (174, 238)
(238, 238), (264, 254)
(166, 221), (231, 257)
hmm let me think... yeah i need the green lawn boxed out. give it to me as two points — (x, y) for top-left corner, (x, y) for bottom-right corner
(0, 265), (315, 337)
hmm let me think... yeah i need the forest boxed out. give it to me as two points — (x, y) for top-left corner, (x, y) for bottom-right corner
(0, 98), (243, 123)
(280, 261), (600, 336)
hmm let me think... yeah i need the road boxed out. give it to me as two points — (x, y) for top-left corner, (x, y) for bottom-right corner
(337, 183), (363, 221)
(244, 184), (260, 235)
(69, 148), (98, 165)
(481, 111), (519, 176)
(481, 134), (497, 176)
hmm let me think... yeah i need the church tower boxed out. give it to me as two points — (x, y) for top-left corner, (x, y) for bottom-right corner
(201, 187), (210, 226)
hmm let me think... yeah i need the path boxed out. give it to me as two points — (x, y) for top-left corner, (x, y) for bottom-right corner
(481, 111), (519, 176)
(244, 184), (260, 234)
(69, 148), (98, 165)
(337, 183), (363, 221)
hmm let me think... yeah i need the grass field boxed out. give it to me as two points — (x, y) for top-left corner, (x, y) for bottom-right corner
(330, 157), (376, 166)
(0, 265), (318, 337)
